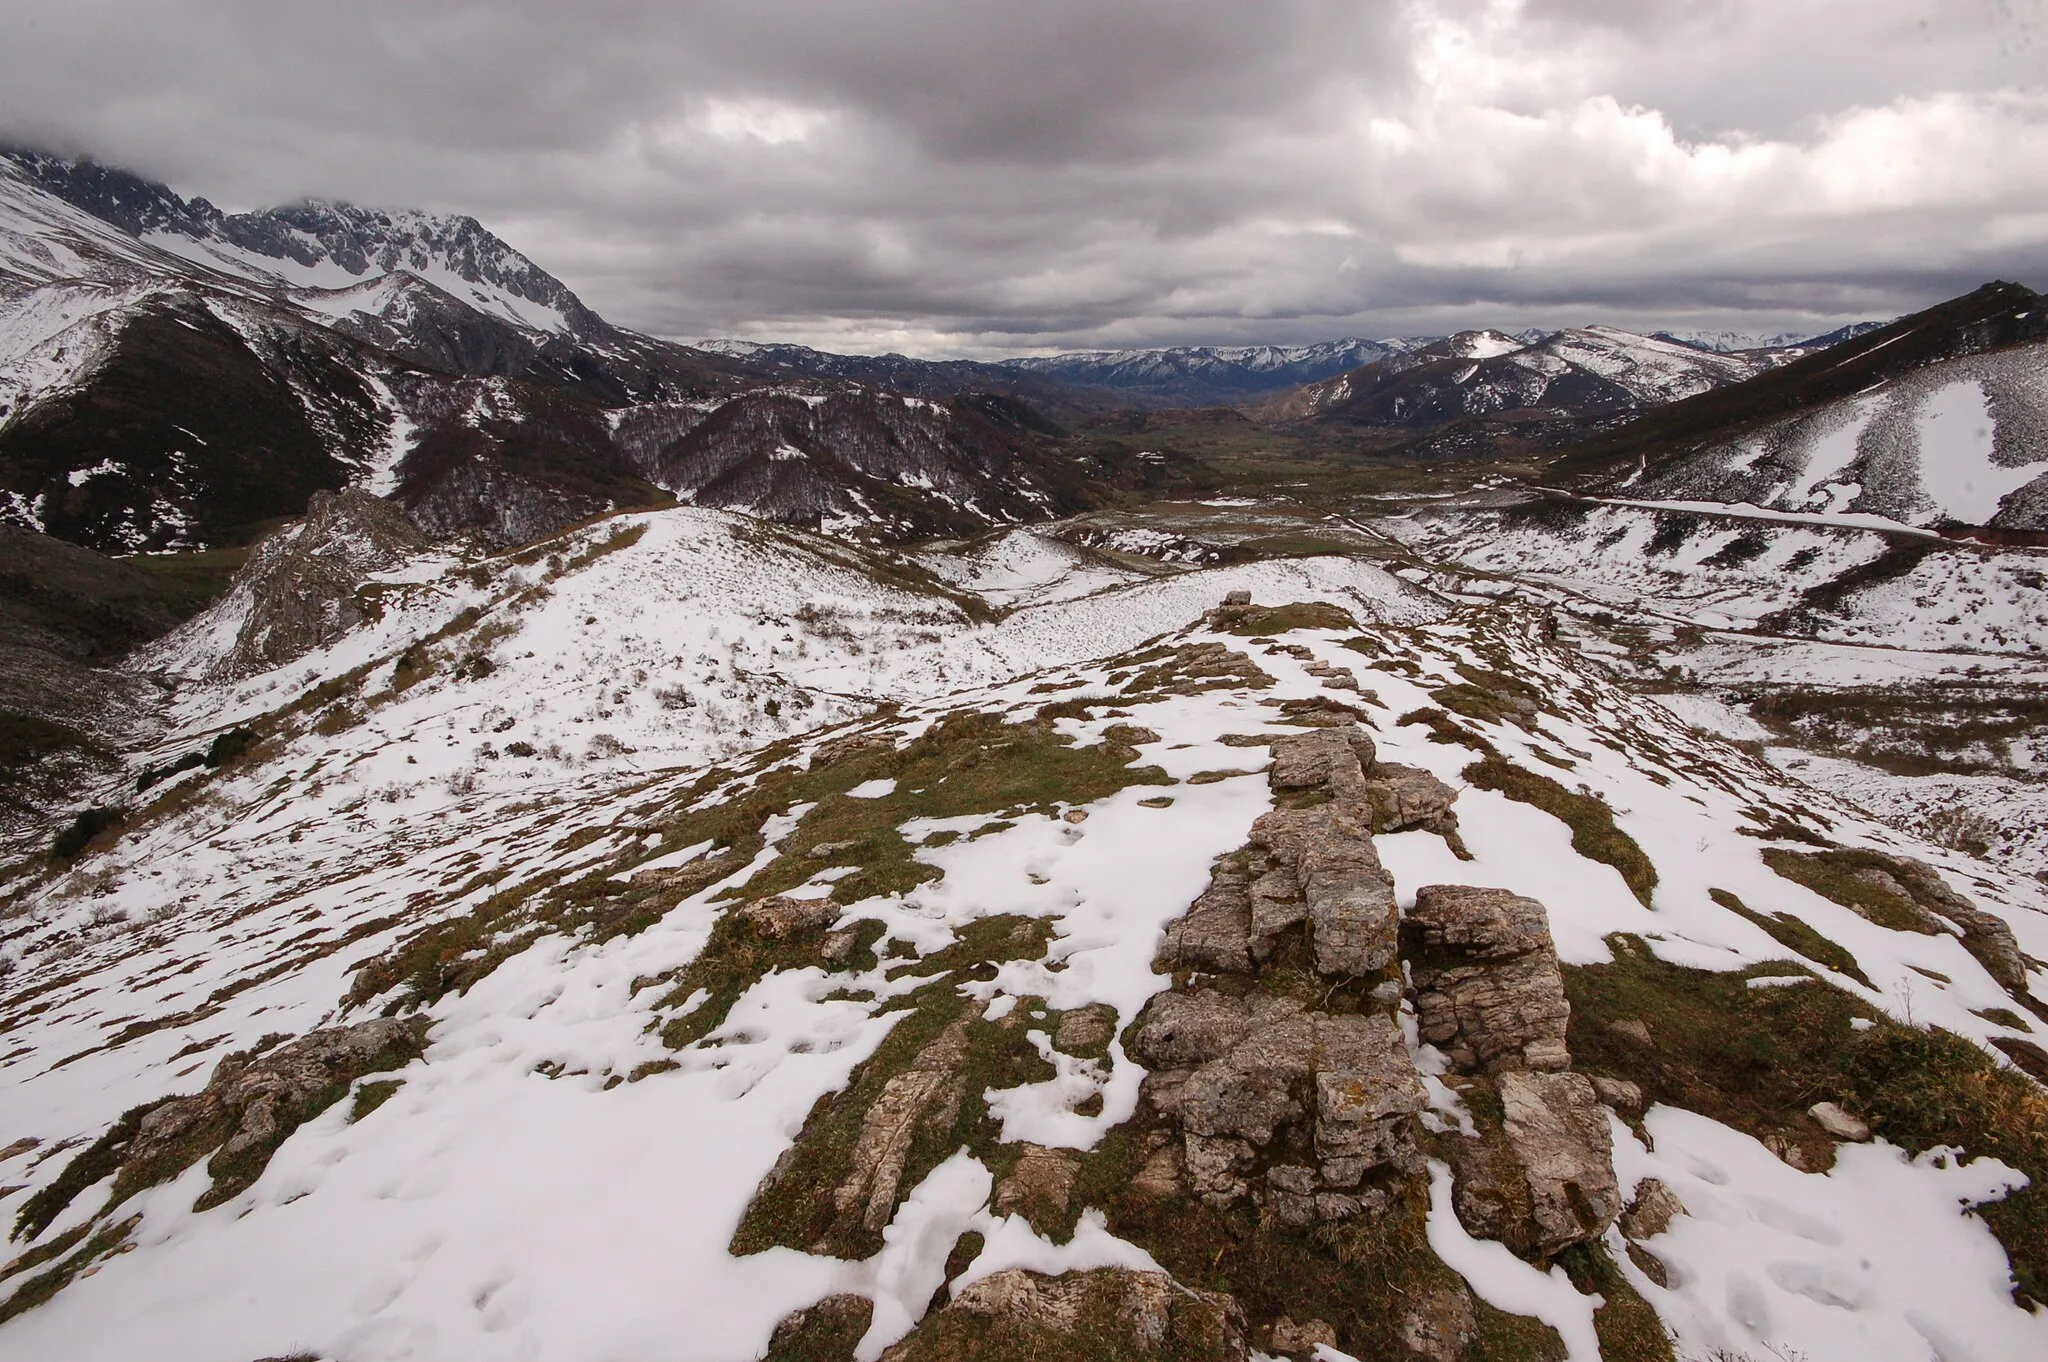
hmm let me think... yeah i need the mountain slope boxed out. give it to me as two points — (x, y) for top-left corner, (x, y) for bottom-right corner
(1553, 282), (2048, 508)
(0, 518), (2041, 1360)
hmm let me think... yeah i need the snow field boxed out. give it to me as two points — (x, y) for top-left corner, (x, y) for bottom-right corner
(2, 522), (2044, 1360)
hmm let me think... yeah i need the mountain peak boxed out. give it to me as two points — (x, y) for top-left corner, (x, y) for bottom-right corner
(1, 148), (594, 336)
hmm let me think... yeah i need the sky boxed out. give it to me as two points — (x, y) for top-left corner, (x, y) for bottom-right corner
(4, 0), (2047, 357)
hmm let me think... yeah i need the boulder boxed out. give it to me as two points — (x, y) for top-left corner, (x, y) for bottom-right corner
(1496, 1070), (1620, 1256)
(1269, 1316), (1338, 1355)
(1807, 1101), (1871, 1141)
(129, 1018), (421, 1174)
(1053, 1003), (1118, 1054)
(1267, 726), (1376, 793)
(1590, 1076), (1645, 1117)
(738, 894), (842, 938)
(1619, 1177), (1685, 1241)
(994, 1144), (1082, 1226)
(1395, 1284), (1477, 1362)
(1359, 763), (1459, 835)
(1403, 885), (1571, 1073)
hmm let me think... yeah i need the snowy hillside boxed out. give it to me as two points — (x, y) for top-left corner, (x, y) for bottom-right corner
(1, 501), (2044, 1361)
(1306, 327), (1762, 419)
(1614, 341), (2048, 530)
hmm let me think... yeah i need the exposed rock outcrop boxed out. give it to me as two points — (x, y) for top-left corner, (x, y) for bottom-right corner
(881, 1268), (1248, 1362)
(139, 488), (431, 682)
(1495, 1070), (1620, 1256)
(830, 1017), (973, 1237)
(1159, 725), (1415, 980)
(1403, 885), (1572, 1074)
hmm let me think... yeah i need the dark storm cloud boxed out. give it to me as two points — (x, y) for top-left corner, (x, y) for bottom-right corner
(4, 1), (2046, 354)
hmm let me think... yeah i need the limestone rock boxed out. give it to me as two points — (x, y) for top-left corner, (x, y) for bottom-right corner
(882, 1268), (1247, 1361)
(738, 894), (842, 938)
(176, 489), (431, 683)
(994, 1144), (1082, 1226)
(130, 1018), (420, 1172)
(1620, 1177), (1685, 1240)
(1808, 1101), (1871, 1141)
(1131, 991), (1257, 1072)
(1606, 1018), (1654, 1048)
(1053, 1003), (1118, 1054)
(1158, 851), (1258, 974)
(1139, 994), (1424, 1219)
(1269, 1316), (1338, 1355)
(1395, 1284), (1477, 1362)
(1178, 1005), (1317, 1144)
(1590, 1076), (1645, 1116)
(1224, 590), (1253, 607)
(1359, 763), (1459, 834)
(1313, 1012), (1426, 1177)
(1267, 726), (1375, 794)
(832, 1018), (971, 1234)
(1886, 855), (2032, 994)
(1253, 804), (1398, 977)
(1404, 885), (1572, 1074)
(1496, 1070), (1620, 1256)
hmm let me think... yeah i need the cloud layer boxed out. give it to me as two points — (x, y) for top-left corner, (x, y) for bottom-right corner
(4, 0), (2046, 354)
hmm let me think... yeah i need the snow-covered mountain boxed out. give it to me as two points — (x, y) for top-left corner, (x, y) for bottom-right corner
(6, 149), (598, 337)
(1653, 321), (1890, 354)
(1274, 326), (1768, 461)
(0, 152), (1116, 553)
(1560, 282), (2048, 531)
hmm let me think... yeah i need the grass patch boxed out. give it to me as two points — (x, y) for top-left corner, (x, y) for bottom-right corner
(1760, 848), (1940, 934)
(731, 922), (1058, 1260)
(1709, 887), (1873, 987)
(349, 1080), (403, 1123)
(1557, 1241), (1676, 1361)
(1464, 757), (1657, 907)
(1565, 938), (2048, 1306)
(1431, 661), (1546, 731)
(657, 915), (882, 1049)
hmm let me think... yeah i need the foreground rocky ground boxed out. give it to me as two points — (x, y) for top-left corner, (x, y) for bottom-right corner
(0, 504), (2045, 1361)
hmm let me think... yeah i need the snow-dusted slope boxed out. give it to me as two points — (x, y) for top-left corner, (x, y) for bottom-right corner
(1621, 342), (2048, 529)
(1, 541), (2042, 1360)
(1289, 327), (1768, 442)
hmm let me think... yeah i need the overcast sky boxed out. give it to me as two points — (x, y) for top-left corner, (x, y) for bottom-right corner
(5, 1), (2047, 356)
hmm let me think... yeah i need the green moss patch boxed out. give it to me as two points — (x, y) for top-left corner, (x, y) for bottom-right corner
(730, 926), (1059, 1260)
(1212, 601), (1358, 636)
